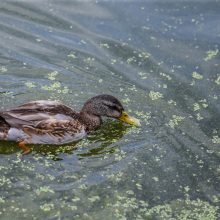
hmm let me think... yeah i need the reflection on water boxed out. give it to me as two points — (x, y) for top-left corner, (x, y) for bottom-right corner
(0, 0), (220, 219)
(0, 120), (128, 159)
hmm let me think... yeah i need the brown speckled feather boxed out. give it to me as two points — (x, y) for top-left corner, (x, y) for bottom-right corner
(1, 100), (78, 125)
(0, 95), (135, 145)
(0, 116), (10, 139)
(0, 101), (86, 144)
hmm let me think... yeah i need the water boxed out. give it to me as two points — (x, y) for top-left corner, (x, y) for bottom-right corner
(0, 0), (220, 219)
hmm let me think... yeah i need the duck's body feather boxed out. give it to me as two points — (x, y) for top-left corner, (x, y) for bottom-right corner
(0, 95), (140, 152)
(0, 100), (86, 144)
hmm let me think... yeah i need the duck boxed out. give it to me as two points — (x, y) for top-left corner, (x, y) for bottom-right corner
(0, 94), (140, 154)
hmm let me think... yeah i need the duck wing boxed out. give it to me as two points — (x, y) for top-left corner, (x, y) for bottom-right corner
(0, 100), (78, 129)
(21, 119), (86, 144)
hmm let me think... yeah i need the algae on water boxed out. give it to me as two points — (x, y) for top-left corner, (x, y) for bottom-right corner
(215, 74), (220, 85)
(192, 71), (203, 80)
(212, 136), (220, 144)
(0, 66), (7, 73)
(168, 115), (185, 129)
(149, 91), (163, 100)
(204, 49), (219, 61)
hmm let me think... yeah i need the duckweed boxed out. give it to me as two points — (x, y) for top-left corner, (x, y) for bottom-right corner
(138, 51), (150, 59)
(0, 197), (5, 203)
(105, 190), (218, 220)
(42, 82), (61, 91)
(192, 71), (203, 80)
(212, 136), (220, 144)
(67, 53), (77, 59)
(135, 111), (151, 124)
(84, 57), (95, 64)
(168, 115), (185, 129)
(149, 91), (163, 100)
(0, 2), (220, 220)
(88, 196), (100, 203)
(25, 81), (36, 88)
(40, 203), (55, 212)
(168, 100), (177, 106)
(138, 72), (148, 79)
(196, 112), (204, 121)
(144, 198), (218, 220)
(0, 66), (7, 73)
(100, 43), (110, 49)
(35, 186), (55, 195)
(110, 58), (117, 64)
(47, 71), (59, 80)
(193, 103), (200, 111)
(160, 72), (172, 80)
(215, 74), (220, 85)
(152, 176), (159, 182)
(204, 49), (219, 61)
(127, 56), (136, 64)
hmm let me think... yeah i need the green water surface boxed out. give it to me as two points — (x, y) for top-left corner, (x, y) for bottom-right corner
(0, 0), (219, 219)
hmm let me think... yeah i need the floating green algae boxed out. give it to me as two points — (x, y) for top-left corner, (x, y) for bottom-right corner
(135, 111), (151, 124)
(215, 74), (220, 85)
(144, 198), (218, 220)
(100, 43), (110, 49)
(127, 56), (136, 64)
(152, 176), (159, 182)
(138, 51), (150, 60)
(212, 136), (220, 144)
(110, 58), (117, 65)
(149, 91), (163, 100)
(35, 38), (42, 42)
(0, 66), (7, 73)
(25, 81), (36, 88)
(196, 112), (204, 121)
(67, 53), (77, 59)
(138, 72), (148, 79)
(168, 115), (185, 129)
(35, 186), (55, 195)
(1, 2), (220, 220)
(47, 71), (59, 81)
(88, 196), (100, 203)
(160, 72), (172, 81)
(204, 49), (219, 61)
(193, 103), (200, 111)
(168, 100), (177, 106)
(22, 70), (70, 95)
(191, 100), (208, 121)
(192, 71), (203, 80)
(41, 71), (69, 94)
(42, 82), (61, 91)
(40, 203), (55, 212)
(105, 192), (219, 220)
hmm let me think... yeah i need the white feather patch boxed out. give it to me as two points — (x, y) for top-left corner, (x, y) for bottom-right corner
(7, 128), (28, 141)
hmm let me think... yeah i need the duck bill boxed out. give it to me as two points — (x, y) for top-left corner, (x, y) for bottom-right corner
(118, 111), (141, 126)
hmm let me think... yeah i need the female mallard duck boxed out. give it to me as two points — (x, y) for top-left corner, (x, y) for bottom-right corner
(0, 94), (140, 154)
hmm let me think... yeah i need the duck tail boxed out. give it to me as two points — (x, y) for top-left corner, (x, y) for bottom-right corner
(0, 115), (10, 131)
(0, 115), (9, 140)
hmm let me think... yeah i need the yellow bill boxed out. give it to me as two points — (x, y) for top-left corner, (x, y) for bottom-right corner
(118, 111), (141, 126)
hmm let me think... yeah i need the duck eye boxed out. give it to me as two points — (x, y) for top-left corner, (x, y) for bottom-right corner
(103, 102), (121, 112)
(109, 105), (119, 111)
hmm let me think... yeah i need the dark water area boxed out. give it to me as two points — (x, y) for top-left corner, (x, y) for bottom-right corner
(0, 0), (220, 219)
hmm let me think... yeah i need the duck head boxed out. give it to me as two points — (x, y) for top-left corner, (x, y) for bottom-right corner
(80, 94), (140, 130)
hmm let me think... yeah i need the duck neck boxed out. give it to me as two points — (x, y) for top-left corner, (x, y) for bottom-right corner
(79, 111), (101, 131)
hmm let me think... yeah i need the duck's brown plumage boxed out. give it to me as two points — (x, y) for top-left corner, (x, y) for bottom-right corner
(0, 95), (140, 153)
(0, 100), (86, 144)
